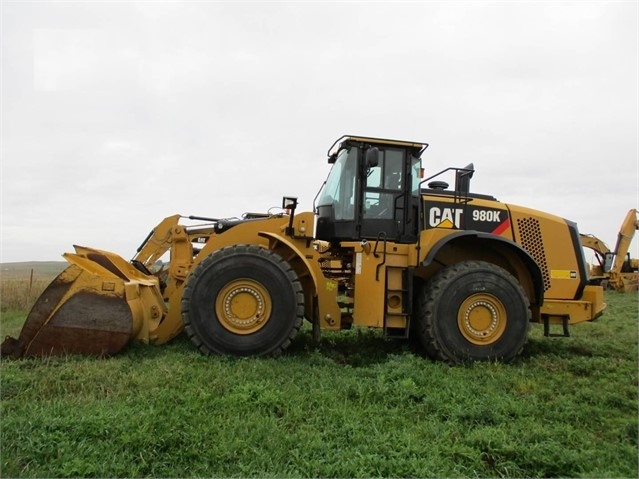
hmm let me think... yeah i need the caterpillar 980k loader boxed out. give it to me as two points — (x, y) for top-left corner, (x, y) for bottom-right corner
(1, 136), (606, 363)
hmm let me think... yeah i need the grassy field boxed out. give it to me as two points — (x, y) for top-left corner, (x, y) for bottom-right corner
(0, 270), (637, 477)
(0, 262), (67, 281)
(0, 262), (66, 311)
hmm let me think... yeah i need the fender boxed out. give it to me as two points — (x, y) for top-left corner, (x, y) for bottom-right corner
(258, 232), (321, 288)
(258, 231), (342, 330)
(422, 230), (544, 306)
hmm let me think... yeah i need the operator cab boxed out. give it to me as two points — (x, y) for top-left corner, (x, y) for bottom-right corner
(315, 136), (427, 243)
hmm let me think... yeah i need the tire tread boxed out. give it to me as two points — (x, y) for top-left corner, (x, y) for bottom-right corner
(182, 244), (304, 357)
(416, 260), (531, 364)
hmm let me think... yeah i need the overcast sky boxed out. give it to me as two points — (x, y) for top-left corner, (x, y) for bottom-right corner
(1, 1), (637, 264)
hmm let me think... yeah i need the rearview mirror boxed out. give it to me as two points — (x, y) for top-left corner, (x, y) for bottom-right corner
(365, 147), (379, 168)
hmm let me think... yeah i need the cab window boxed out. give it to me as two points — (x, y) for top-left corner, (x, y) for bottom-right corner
(363, 148), (403, 219)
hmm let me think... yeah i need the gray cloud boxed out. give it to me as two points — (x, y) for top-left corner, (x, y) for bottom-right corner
(1, 1), (637, 262)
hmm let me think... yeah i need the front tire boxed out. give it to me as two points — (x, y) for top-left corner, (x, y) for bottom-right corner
(415, 261), (530, 364)
(182, 244), (304, 356)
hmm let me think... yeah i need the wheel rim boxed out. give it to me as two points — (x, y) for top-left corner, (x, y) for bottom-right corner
(215, 279), (272, 335)
(457, 293), (507, 345)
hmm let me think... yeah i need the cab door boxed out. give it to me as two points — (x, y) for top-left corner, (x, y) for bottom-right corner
(360, 148), (420, 243)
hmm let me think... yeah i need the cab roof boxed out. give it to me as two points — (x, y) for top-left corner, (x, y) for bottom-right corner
(328, 135), (429, 158)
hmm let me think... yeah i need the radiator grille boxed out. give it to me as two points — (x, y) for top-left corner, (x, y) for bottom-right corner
(517, 217), (551, 291)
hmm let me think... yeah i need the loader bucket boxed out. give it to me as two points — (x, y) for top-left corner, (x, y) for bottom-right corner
(1, 246), (166, 359)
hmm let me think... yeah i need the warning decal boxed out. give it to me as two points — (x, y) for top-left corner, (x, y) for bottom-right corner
(551, 270), (577, 279)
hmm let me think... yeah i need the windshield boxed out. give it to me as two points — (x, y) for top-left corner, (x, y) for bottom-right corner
(316, 147), (358, 220)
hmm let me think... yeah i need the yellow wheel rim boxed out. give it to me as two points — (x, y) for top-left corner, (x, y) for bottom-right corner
(215, 279), (272, 335)
(457, 293), (507, 345)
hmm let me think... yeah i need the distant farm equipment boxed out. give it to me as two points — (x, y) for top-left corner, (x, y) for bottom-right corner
(581, 209), (639, 293)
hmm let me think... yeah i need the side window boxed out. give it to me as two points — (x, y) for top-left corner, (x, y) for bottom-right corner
(363, 191), (394, 219)
(366, 161), (382, 189)
(364, 149), (404, 190)
(384, 149), (403, 191)
(363, 148), (404, 219)
(411, 156), (421, 195)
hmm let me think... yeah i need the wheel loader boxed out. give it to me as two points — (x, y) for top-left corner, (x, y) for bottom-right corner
(1, 135), (606, 363)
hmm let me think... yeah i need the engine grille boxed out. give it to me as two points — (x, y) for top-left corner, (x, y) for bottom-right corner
(517, 217), (551, 291)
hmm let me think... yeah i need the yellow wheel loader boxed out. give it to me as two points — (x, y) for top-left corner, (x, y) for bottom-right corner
(1, 136), (607, 363)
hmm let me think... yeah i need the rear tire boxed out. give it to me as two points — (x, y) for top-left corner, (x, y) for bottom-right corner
(415, 261), (530, 364)
(182, 244), (304, 356)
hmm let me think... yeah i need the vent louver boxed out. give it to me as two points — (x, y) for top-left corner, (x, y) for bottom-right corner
(517, 217), (551, 291)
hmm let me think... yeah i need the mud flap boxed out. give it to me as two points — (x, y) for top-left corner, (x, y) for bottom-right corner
(1, 246), (166, 359)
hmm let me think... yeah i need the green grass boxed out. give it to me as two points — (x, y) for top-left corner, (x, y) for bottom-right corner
(1, 292), (637, 478)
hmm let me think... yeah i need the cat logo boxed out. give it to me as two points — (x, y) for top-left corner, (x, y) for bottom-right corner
(428, 206), (463, 229)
